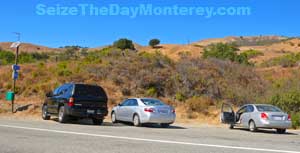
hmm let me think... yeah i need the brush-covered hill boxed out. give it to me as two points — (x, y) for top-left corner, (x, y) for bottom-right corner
(0, 42), (62, 53)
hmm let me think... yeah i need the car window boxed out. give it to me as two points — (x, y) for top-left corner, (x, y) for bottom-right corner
(129, 99), (138, 106)
(247, 105), (254, 112)
(64, 84), (73, 97)
(121, 100), (131, 106)
(58, 85), (68, 96)
(256, 105), (281, 112)
(141, 98), (165, 106)
(74, 84), (107, 98)
(53, 86), (62, 95)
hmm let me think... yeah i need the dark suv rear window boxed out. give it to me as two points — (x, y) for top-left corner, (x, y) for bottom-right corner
(74, 84), (107, 99)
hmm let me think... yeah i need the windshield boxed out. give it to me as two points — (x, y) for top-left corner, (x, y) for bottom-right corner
(141, 99), (165, 106)
(74, 84), (107, 98)
(256, 105), (282, 112)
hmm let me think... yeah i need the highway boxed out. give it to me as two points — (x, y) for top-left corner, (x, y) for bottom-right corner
(0, 118), (299, 153)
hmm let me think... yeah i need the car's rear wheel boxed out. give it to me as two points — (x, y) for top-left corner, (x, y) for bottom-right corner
(58, 106), (68, 123)
(92, 118), (104, 125)
(249, 120), (257, 132)
(42, 105), (50, 120)
(133, 114), (141, 127)
(111, 112), (118, 124)
(160, 123), (170, 128)
(276, 129), (286, 134)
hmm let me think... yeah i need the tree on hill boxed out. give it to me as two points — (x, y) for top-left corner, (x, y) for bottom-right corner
(202, 43), (250, 65)
(113, 38), (135, 50)
(149, 39), (160, 48)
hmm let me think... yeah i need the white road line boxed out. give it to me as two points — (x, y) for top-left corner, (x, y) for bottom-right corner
(0, 124), (299, 153)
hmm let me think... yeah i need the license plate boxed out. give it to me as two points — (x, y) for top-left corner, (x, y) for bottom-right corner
(273, 116), (283, 121)
(159, 110), (168, 114)
(87, 110), (95, 114)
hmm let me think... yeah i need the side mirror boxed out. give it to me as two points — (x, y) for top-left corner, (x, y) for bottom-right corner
(118, 103), (122, 107)
(46, 91), (53, 97)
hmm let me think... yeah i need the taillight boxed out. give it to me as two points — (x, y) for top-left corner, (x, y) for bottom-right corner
(144, 108), (154, 113)
(288, 114), (291, 121)
(172, 109), (175, 113)
(261, 113), (268, 120)
(68, 97), (74, 107)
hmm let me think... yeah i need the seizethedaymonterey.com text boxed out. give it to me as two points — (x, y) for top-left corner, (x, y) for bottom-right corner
(36, 4), (251, 18)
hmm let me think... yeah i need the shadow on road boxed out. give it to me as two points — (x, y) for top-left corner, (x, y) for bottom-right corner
(15, 104), (33, 112)
(232, 127), (298, 135)
(50, 118), (186, 129)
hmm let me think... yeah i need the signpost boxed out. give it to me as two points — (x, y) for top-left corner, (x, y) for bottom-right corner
(9, 34), (21, 113)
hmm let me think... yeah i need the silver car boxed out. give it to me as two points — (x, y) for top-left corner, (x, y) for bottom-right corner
(111, 98), (176, 127)
(221, 103), (292, 134)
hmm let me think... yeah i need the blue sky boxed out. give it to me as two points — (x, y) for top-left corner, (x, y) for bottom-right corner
(0, 0), (299, 48)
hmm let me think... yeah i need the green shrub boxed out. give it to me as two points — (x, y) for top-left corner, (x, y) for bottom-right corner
(202, 43), (251, 65)
(261, 53), (300, 67)
(240, 49), (264, 59)
(175, 93), (186, 102)
(270, 90), (300, 113)
(0, 50), (15, 64)
(57, 69), (72, 77)
(291, 112), (300, 129)
(146, 87), (158, 97)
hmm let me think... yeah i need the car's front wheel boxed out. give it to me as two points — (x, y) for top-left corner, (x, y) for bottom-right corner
(58, 106), (68, 123)
(249, 120), (257, 132)
(42, 105), (50, 120)
(276, 129), (286, 134)
(111, 112), (118, 124)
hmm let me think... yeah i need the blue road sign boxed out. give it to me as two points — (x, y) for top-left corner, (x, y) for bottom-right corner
(12, 71), (18, 80)
(12, 65), (20, 71)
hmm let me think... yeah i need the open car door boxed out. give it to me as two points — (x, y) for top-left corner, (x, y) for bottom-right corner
(220, 103), (235, 124)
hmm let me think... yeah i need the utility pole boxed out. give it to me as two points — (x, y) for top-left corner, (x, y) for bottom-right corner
(10, 32), (21, 113)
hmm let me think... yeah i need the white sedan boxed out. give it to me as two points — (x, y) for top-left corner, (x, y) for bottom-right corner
(111, 98), (176, 128)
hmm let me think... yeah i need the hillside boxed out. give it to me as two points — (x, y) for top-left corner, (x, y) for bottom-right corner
(0, 42), (62, 53)
(1, 36), (297, 64)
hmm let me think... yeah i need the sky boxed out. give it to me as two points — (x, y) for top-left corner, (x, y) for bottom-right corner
(0, 0), (299, 48)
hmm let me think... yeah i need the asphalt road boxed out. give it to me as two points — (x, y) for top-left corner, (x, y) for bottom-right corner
(0, 118), (299, 153)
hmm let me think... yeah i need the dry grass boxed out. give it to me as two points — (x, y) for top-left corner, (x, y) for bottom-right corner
(0, 42), (62, 53)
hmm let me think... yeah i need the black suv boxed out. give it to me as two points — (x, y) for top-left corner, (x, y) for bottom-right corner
(42, 83), (108, 125)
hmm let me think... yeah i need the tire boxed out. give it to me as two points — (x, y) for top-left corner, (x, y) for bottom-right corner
(111, 112), (118, 124)
(276, 129), (286, 134)
(229, 124), (234, 129)
(92, 118), (104, 125)
(58, 106), (68, 123)
(161, 123), (170, 128)
(42, 105), (50, 120)
(133, 114), (141, 127)
(249, 120), (257, 132)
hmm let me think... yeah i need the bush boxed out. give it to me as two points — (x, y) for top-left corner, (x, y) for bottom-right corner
(0, 50), (15, 64)
(185, 96), (214, 115)
(291, 112), (300, 129)
(261, 53), (300, 67)
(202, 43), (250, 65)
(149, 39), (160, 48)
(240, 49), (264, 59)
(146, 87), (157, 97)
(113, 38), (135, 50)
(270, 90), (300, 113)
